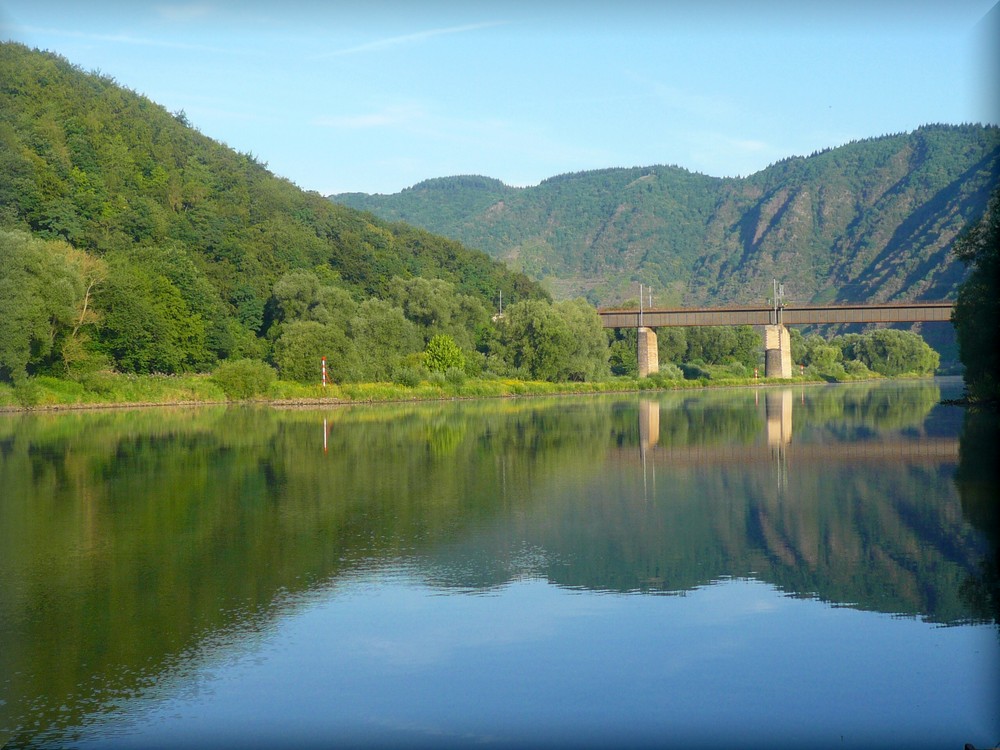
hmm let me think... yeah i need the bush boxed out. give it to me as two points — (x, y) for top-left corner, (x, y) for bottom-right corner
(392, 365), (427, 388)
(424, 334), (465, 373)
(211, 359), (276, 400)
(843, 359), (874, 378)
(13, 378), (41, 407)
(680, 362), (711, 380)
(445, 367), (467, 386)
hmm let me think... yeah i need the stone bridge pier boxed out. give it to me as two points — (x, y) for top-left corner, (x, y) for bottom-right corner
(764, 324), (792, 378)
(637, 327), (659, 378)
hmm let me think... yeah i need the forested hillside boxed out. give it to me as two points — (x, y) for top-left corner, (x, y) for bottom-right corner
(332, 125), (1000, 309)
(0, 43), (546, 385)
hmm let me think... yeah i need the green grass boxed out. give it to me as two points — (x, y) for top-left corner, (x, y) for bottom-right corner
(0, 369), (876, 412)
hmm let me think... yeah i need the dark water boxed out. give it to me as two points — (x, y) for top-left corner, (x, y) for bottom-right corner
(1, 378), (997, 749)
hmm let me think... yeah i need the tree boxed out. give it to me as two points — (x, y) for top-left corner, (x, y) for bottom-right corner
(953, 189), (1000, 400)
(495, 300), (571, 381)
(273, 320), (358, 383)
(0, 230), (83, 383)
(494, 299), (609, 381)
(350, 299), (422, 381)
(424, 334), (465, 373)
(684, 326), (760, 368)
(94, 256), (206, 373)
(657, 328), (686, 365)
(553, 299), (610, 381)
(842, 329), (939, 376)
(609, 330), (637, 376)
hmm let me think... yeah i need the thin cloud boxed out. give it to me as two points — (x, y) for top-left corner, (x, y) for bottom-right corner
(314, 21), (507, 59)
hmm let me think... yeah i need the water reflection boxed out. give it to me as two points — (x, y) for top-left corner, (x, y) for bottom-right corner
(956, 406), (1000, 632)
(0, 379), (994, 748)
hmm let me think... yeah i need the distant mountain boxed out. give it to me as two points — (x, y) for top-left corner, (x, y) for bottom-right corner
(0, 43), (545, 348)
(331, 125), (1000, 310)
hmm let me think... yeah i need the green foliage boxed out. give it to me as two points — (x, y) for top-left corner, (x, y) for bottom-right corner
(952, 189), (1000, 401)
(608, 333), (638, 377)
(493, 299), (610, 382)
(683, 325), (760, 369)
(424, 334), (465, 373)
(387, 276), (489, 349)
(795, 329), (938, 378)
(840, 329), (940, 376)
(0, 230), (85, 383)
(445, 367), (467, 387)
(350, 298), (423, 381)
(392, 364), (429, 388)
(273, 321), (358, 384)
(211, 359), (276, 400)
(94, 254), (208, 373)
(334, 124), (1000, 368)
(553, 299), (611, 381)
(0, 42), (546, 379)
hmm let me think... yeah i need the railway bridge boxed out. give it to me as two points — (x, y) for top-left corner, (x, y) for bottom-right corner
(597, 300), (954, 378)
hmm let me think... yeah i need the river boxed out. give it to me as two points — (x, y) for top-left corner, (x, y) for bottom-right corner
(1, 378), (997, 749)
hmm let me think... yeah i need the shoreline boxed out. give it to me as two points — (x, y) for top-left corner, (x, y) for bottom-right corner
(0, 374), (957, 415)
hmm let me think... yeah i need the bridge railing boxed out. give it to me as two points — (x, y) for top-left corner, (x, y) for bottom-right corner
(598, 302), (954, 328)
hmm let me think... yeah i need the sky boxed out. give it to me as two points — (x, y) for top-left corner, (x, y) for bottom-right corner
(1, 1), (997, 196)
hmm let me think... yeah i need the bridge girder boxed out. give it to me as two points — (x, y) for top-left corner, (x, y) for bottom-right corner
(598, 302), (954, 329)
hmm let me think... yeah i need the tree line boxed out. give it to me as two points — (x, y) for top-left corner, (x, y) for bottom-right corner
(1, 226), (949, 394)
(0, 228), (612, 389)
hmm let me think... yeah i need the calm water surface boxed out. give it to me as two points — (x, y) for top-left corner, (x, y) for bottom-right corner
(1, 378), (997, 749)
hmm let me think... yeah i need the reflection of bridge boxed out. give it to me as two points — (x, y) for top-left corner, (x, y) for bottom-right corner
(634, 391), (959, 466)
(599, 301), (955, 378)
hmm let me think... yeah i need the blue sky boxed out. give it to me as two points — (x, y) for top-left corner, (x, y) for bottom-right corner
(2, 1), (997, 195)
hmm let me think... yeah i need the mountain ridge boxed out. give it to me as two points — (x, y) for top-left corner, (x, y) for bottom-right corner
(331, 124), (1000, 310)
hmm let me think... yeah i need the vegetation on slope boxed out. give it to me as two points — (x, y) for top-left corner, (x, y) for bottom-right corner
(952, 188), (1000, 402)
(332, 125), (1000, 311)
(0, 42), (552, 388)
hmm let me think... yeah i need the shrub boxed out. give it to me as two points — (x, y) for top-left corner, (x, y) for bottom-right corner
(445, 367), (467, 386)
(424, 334), (465, 373)
(211, 359), (276, 400)
(680, 362), (711, 380)
(843, 359), (874, 378)
(392, 365), (426, 388)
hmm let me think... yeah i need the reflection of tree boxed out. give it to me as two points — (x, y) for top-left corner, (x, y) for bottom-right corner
(0, 388), (987, 747)
(793, 380), (941, 437)
(956, 408), (1000, 633)
(0, 398), (618, 746)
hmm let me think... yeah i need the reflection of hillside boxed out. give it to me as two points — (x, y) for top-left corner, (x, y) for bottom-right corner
(418, 382), (986, 627)
(956, 408), (1000, 632)
(0, 383), (987, 748)
(0, 399), (615, 748)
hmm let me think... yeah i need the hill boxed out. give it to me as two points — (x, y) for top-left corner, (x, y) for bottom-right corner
(0, 43), (545, 380)
(331, 125), (1000, 310)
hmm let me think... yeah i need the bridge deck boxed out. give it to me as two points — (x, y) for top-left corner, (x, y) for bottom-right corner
(598, 302), (954, 328)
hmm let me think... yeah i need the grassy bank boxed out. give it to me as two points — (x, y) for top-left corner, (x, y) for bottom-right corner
(0, 370), (862, 412)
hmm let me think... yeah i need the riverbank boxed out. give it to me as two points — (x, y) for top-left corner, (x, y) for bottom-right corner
(0, 370), (871, 413)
